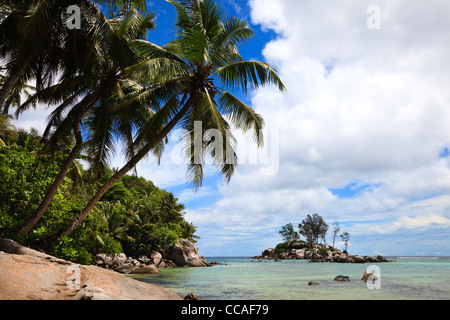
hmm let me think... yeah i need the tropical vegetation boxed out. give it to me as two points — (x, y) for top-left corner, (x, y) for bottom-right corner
(0, 125), (198, 264)
(278, 214), (350, 252)
(0, 0), (285, 264)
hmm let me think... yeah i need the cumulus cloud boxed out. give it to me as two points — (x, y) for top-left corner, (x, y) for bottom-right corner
(369, 213), (450, 234)
(9, 0), (450, 256)
(185, 0), (450, 256)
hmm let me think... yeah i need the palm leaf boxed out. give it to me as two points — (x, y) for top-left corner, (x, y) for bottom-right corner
(216, 60), (286, 94)
(218, 90), (264, 147)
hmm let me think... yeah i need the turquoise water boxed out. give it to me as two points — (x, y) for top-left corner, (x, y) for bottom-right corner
(129, 257), (450, 300)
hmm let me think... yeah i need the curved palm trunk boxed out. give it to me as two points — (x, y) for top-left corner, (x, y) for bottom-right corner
(58, 96), (197, 237)
(17, 96), (99, 235)
(17, 121), (83, 234)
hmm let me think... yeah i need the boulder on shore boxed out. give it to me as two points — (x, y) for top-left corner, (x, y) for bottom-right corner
(0, 238), (182, 300)
(168, 239), (211, 267)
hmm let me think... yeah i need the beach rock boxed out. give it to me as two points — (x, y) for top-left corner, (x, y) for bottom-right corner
(132, 265), (160, 274)
(262, 248), (275, 257)
(308, 281), (320, 286)
(0, 238), (182, 300)
(353, 255), (366, 263)
(112, 253), (127, 267)
(254, 242), (392, 264)
(364, 255), (377, 263)
(361, 271), (374, 282)
(169, 239), (210, 267)
(138, 255), (150, 264)
(184, 293), (199, 300)
(151, 252), (162, 266)
(114, 263), (138, 274)
(288, 241), (307, 250)
(72, 287), (111, 300)
(334, 275), (350, 281)
(376, 255), (388, 262)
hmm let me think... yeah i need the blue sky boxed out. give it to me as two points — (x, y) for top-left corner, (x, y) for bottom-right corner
(12, 0), (450, 257)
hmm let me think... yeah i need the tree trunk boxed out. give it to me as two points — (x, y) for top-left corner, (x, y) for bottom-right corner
(0, 58), (31, 113)
(17, 95), (100, 235)
(59, 95), (197, 236)
(17, 119), (84, 234)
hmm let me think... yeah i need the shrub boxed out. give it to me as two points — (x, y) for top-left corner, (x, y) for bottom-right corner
(274, 241), (290, 254)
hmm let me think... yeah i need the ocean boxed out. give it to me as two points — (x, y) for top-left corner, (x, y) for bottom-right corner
(129, 256), (450, 300)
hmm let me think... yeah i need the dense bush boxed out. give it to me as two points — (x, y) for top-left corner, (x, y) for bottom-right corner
(0, 137), (199, 264)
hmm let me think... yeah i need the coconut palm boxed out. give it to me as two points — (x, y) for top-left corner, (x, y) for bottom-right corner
(0, 0), (147, 111)
(59, 0), (286, 236)
(16, 8), (156, 235)
(0, 114), (17, 146)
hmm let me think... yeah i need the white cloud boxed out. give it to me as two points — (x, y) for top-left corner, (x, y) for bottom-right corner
(187, 0), (450, 256)
(9, 0), (450, 256)
(369, 213), (450, 234)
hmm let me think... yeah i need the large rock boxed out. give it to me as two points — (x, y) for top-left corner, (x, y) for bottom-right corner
(262, 248), (274, 257)
(169, 239), (210, 267)
(114, 263), (138, 274)
(291, 248), (305, 259)
(151, 252), (162, 266)
(334, 275), (350, 282)
(0, 238), (182, 300)
(132, 265), (160, 274)
(287, 241), (307, 250)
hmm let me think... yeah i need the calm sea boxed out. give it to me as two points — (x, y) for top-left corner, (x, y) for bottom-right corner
(129, 257), (450, 300)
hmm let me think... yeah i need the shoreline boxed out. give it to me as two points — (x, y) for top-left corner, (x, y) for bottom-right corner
(0, 238), (183, 300)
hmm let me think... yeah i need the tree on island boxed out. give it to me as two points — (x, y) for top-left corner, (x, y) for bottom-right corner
(279, 223), (299, 242)
(340, 232), (350, 253)
(330, 221), (340, 248)
(298, 213), (328, 248)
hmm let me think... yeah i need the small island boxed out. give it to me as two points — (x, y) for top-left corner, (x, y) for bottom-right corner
(252, 214), (394, 263)
(252, 240), (392, 263)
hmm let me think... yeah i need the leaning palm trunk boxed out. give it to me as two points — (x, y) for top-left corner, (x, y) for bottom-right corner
(17, 121), (83, 234)
(58, 0), (286, 237)
(17, 96), (99, 234)
(58, 96), (197, 236)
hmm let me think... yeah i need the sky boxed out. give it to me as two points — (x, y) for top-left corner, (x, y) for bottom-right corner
(12, 0), (450, 257)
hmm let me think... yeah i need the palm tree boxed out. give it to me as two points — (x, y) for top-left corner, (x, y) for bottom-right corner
(0, 114), (17, 146)
(0, 0), (147, 111)
(59, 0), (286, 236)
(16, 7), (156, 235)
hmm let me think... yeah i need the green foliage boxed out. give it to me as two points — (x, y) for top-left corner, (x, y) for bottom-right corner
(49, 236), (93, 265)
(0, 144), (74, 232)
(274, 241), (290, 254)
(0, 135), (199, 264)
(279, 223), (299, 242)
(318, 247), (328, 257)
(298, 213), (328, 246)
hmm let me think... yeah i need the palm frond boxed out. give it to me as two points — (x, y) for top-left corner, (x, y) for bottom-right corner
(216, 60), (286, 94)
(218, 90), (264, 147)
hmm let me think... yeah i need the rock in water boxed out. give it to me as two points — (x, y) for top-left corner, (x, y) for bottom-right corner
(114, 263), (138, 274)
(132, 265), (160, 274)
(334, 275), (350, 281)
(184, 293), (199, 300)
